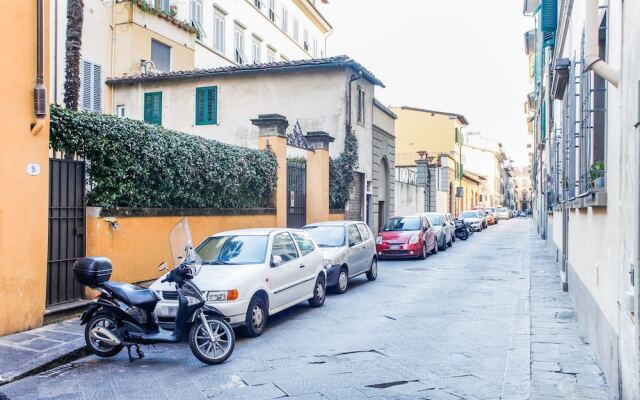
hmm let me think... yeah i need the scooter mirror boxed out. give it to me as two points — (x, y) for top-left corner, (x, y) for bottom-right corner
(158, 261), (168, 271)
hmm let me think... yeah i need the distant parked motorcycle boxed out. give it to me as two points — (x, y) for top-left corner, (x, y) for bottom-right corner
(454, 218), (470, 241)
(74, 219), (235, 365)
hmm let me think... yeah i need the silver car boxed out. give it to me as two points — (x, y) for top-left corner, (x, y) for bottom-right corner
(303, 221), (378, 294)
(424, 212), (453, 251)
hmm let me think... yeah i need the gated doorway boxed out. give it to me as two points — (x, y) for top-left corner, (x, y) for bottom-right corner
(287, 160), (306, 228)
(47, 158), (86, 306)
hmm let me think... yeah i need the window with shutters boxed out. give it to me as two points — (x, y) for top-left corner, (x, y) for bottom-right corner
(268, 0), (276, 21)
(81, 60), (102, 112)
(293, 17), (299, 42)
(213, 10), (225, 53)
(252, 38), (262, 64)
(267, 47), (276, 63)
(144, 92), (162, 125)
(253, 0), (261, 10)
(190, 0), (203, 37)
(195, 86), (218, 125)
(281, 6), (288, 32)
(151, 40), (171, 72)
(303, 29), (309, 51)
(234, 26), (246, 64)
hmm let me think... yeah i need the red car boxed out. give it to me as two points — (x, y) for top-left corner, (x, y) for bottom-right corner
(375, 215), (438, 259)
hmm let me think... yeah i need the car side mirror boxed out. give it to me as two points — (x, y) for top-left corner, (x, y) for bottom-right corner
(271, 255), (283, 268)
(158, 261), (168, 271)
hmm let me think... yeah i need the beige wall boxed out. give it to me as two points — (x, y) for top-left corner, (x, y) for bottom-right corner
(0, 1), (51, 335)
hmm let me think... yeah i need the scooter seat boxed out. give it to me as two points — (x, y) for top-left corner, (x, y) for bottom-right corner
(102, 281), (160, 307)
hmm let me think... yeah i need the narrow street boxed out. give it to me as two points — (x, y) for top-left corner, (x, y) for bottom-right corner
(1, 220), (613, 400)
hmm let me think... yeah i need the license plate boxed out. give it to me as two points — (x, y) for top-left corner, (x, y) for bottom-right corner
(157, 304), (178, 317)
(389, 245), (401, 250)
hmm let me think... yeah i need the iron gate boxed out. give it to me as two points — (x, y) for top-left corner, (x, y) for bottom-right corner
(47, 158), (86, 306)
(287, 160), (306, 228)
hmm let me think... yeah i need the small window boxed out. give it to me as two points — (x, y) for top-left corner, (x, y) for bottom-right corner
(213, 11), (225, 53)
(144, 92), (162, 125)
(116, 105), (125, 118)
(151, 40), (171, 72)
(271, 232), (298, 264)
(347, 225), (362, 247)
(357, 86), (365, 125)
(195, 86), (217, 125)
(303, 29), (309, 51)
(291, 231), (315, 256)
(356, 224), (370, 241)
(281, 6), (288, 32)
(234, 26), (246, 64)
(252, 39), (261, 64)
(267, 48), (276, 63)
(312, 37), (318, 57)
(253, 0), (261, 10)
(155, 0), (170, 12)
(81, 60), (102, 112)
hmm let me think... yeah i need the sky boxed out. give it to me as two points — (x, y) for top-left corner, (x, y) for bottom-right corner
(321, 0), (533, 165)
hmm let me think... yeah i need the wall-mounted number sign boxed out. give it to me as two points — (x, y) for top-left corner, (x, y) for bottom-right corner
(26, 163), (41, 176)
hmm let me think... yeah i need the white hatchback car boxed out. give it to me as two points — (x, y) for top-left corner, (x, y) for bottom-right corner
(150, 228), (326, 337)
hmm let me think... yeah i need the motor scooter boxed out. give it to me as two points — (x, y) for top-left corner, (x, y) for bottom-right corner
(454, 218), (470, 240)
(74, 219), (235, 365)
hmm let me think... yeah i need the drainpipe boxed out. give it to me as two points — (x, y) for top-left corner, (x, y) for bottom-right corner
(585, 0), (618, 87)
(34, 0), (47, 119)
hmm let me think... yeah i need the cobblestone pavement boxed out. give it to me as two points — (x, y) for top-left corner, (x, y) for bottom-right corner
(0, 220), (614, 399)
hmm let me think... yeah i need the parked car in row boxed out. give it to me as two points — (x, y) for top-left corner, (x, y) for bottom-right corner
(151, 228), (327, 338)
(496, 207), (511, 220)
(376, 215), (438, 259)
(485, 207), (498, 225)
(459, 210), (484, 232)
(303, 221), (377, 294)
(423, 212), (454, 251)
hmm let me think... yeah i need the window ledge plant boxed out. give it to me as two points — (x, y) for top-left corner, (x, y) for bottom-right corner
(123, 0), (200, 36)
(589, 161), (605, 190)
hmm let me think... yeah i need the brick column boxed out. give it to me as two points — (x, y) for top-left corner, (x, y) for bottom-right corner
(251, 114), (288, 227)
(305, 131), (334, 224)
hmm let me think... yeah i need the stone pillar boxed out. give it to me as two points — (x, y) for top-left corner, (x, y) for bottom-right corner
(416, 154), (428, 213)
(251, 114), (288, 227)
(305, 131), (334, 224)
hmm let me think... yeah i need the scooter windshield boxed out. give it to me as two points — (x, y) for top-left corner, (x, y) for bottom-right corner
(169, 218), (202, 274)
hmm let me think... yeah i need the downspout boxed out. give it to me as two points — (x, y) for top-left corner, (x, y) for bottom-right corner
(34, 0), (47, 119)
(585, 0), (618, 87)
(111, 0), (116, 114)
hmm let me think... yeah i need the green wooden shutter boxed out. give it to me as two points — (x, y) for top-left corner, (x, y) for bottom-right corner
(540, 0), (558, 33)
(144, 92), (162, 125)
(195, 86), (218, 125)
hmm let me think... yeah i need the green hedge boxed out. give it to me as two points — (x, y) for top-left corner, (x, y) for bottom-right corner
(329, 132), (358, 209)
(50, 105), (277, 209)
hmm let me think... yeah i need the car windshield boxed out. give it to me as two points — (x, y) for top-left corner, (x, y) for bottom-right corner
(382, 217), (421, 231)
(196, 235), (268, 265)
(425, 214), (443, 225)
(460, 211), (478, 218)
(497, 207), (508, 212)
(303, 225), (345, 248)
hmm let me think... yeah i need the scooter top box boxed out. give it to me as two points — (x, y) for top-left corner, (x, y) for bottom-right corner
(73, 257), (112, 287)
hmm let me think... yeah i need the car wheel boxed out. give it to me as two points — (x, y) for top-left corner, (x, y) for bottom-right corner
(335, 267), (348, 294)
(439, 236), (447, 251)
(308, 275), (326, 307)
(447, 235), (453, 247)
(431, 240), (438, 254)
(366, 258), (378, 281)
(419, 243), (427, 259)
(241, 295), (268, 338)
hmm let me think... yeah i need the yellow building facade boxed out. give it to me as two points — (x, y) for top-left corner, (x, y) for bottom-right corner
(0, 0), (52, 335)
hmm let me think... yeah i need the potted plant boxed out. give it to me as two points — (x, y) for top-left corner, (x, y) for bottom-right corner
(589, 161), (605, 189)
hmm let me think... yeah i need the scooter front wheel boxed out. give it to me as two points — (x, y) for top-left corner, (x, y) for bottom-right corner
(189, 316), (235, 365)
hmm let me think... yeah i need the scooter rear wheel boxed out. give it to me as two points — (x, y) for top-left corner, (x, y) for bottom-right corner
(189, 317), (235, 365)
(85, 312), (123, 358)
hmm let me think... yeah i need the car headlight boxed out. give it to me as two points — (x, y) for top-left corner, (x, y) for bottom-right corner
(408, 235), (419, 244)
(376, 236), (382, 244)
(207, 290), (239, 302)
